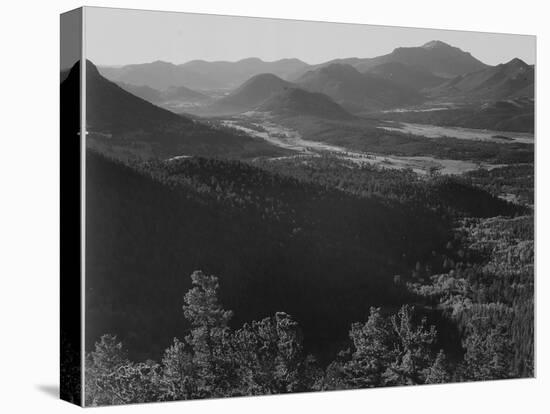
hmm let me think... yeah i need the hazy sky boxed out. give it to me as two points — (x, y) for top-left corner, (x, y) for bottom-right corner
(84, 7), (535, 66)
(60, 9), (82, 70)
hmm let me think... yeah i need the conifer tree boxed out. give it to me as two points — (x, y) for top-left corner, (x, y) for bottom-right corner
(182, 271), (236, 397)
(161, 337), (197, 400)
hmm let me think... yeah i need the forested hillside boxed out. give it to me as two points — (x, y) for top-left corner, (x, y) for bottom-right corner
(407, 215), (534, 377)
(83, 152), (532, 406)
(85, 150), (521, 364)
(85, 150), (441, 361)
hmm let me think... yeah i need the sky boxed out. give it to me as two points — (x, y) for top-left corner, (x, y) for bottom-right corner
(84, 6), (535, 67)
(60, 9), (82, 70)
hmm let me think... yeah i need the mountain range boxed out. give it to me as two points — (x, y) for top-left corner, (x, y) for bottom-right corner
(97, 41), (488, 92)
(66, 38), (535, 138)
(197, 72), (355, 119)
(296, 63), (423, 112)
(350, 40), (489, 78)
(70, 60), (290, 159)
(98, 57), (309, 91)
(116, 82), (210, 106)
(428, 58), (535, 100)
(95, 40), (533, 115)
(363, 62), (446, 90)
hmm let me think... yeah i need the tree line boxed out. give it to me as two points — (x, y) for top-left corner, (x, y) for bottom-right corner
(86, 264), (530, 406)
(86, 271), (450, 405)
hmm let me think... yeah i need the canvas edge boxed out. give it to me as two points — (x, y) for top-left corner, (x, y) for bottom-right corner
(59, 6), (85, 407)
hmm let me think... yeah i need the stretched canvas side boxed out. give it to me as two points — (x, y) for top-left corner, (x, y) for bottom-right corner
(60, 7), (84, 407)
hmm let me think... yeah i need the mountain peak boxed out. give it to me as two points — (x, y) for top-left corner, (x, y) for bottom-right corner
(259, 87), (354, 120)
(422, 40), (453, 49)
(210, 73), (292, 114)
(319, 63), (361, 77)
(237, 57), (264, 64)
(83, 59), (192, 133)
(506, 57), (528, 67)
(276, 58), (306, 64)
(86, 59), (101, 76)
(248, 72), (285, 81)
(239, 73), (290, 89)
(64, 59), (101, 81)
(375, 40), (488, 78)
(149, 60), (175, 66)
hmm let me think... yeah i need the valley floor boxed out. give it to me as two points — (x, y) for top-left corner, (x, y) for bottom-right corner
(216, 112), (531, 175)
(377, 121), (534, 144)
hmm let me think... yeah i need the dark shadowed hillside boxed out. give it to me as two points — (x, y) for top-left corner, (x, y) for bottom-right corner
(84, 151), (443, 361)
(77, 60), (291, 159)
(85, 60), (191, 132)
(208, 73), (294, 114)
(85, 149), (520, 362)
(258, 87), (355, 120)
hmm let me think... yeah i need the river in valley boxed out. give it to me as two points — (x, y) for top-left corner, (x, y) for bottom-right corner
(220, 117), (507, 175)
